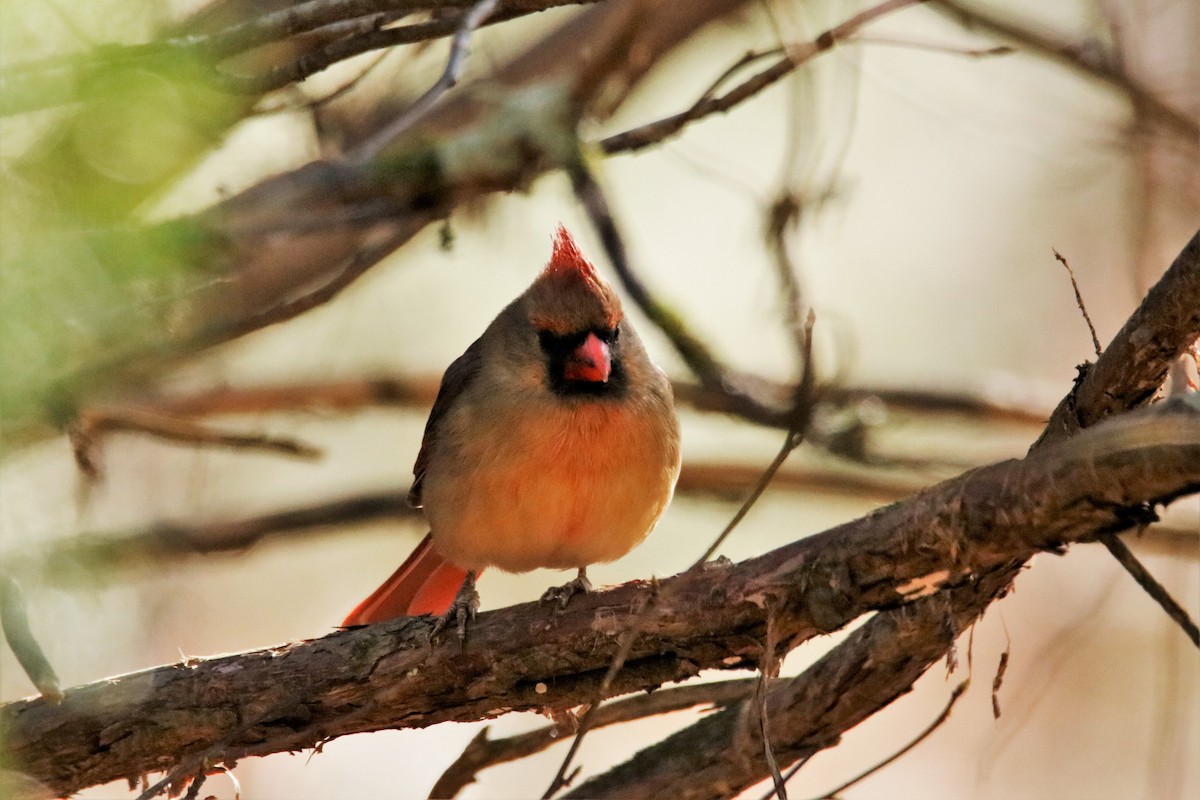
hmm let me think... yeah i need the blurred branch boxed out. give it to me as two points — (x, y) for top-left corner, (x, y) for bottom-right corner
(107, 375), (1050, 428)
(10, 462), (919, 588)
(0, 0), (598, 116)
(600, 0), (923, 155)
(930, 0), (1199, 144)
(431, 677), (756, 798)
(68, 407), (322, 480)
(105, 0), (752, 381)
(0, 577), (62, 705)
(4, 399), (1198, 795)
(353, 0), (502, 159)
(15, 492), (423, 585)
(17, 469), (1193, 590)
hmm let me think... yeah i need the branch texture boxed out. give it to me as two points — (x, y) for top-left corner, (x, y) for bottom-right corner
(2, 400), (1197, 794)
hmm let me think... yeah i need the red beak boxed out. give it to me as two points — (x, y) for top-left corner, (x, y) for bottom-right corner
(563, 332), (611, 383)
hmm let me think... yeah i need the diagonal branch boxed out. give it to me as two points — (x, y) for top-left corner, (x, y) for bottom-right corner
(3, 399), (1197, 796)
(1035, 229), (1200, 447)
(573, 230), (1200, 796)
(600, 0), (924, 155)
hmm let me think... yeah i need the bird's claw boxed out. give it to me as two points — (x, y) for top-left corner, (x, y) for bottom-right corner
(431, 575), (480, 641)
(541, 569), (593, 610)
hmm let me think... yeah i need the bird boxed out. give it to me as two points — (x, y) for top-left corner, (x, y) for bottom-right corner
(342, 225), (681, 635)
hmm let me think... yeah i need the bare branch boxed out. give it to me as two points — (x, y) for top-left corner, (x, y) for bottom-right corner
(797, 680), (969, 800)
(1097, 531), (1199, 646)
(69, 407), (322, 480)
(1036, 229), (1200, 447)
(1053, 248), (1103, 357)
(0, 1), (598, 116)
(354, 0), (503, 160)
(430, 679), (756, 798)
(599, 0), (924, 155)
(3, 400), (1197, 795)
(0, 577), (62, 704)
(568, 231), (1200, 795)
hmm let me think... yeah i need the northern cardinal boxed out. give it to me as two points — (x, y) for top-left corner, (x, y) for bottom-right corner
(343, 226), (681, 633)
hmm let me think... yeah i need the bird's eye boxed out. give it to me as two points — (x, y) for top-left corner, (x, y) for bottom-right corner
(610, 326), (620, 342)
(537, 330), (556, 352)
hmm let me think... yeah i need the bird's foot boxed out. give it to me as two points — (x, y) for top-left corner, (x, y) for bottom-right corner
(541, 568), (593, 610)
(431, 571), (480, 641)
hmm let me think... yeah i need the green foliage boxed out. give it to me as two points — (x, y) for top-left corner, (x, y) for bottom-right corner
(0, 6), (252, 447)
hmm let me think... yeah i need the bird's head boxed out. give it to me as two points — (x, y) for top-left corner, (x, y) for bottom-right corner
(520, 225), (626, 396)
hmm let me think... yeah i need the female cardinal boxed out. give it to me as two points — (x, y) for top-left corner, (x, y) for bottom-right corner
(342, 226), (681, 634)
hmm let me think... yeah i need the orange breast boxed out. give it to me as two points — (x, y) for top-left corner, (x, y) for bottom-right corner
(420, 396), (680, 573)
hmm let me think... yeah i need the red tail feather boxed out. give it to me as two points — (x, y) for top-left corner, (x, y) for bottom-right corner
(341, 534), (471, 626)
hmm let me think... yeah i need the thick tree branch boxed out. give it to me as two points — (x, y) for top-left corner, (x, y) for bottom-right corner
(2, 400), (1197, 795)
(568, 571), (1010, 799)
(575, 230), (1200, 796)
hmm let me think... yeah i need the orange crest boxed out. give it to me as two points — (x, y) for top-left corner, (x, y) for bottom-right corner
(528, 225), (622, 333)
(544, 225), (599, 282)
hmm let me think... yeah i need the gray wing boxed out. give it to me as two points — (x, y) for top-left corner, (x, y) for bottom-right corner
(408, 336), (486, 508)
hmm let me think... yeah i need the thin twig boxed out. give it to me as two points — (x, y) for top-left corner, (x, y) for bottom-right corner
(851, 34), (1014, 57)
(1051, 248), (1199, 647)
(1098, 531), (1199, 647)
(756, 612), (787, 799)
(539, 586), (658, 799)
(801, 681), (970, 800)
(69, 407), (322, 480)
(599, 0), (924, 155)
(991, 648), (1010, 719)
(1053, 248), (1103, 357)
(756, 755), (814, 800)
(0, 575), (62, 703)
(694, 310), (815, 566)
(353, 0), (501, 162)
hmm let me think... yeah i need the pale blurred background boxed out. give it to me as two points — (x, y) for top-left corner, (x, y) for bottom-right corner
(1, 0), (1197, 798)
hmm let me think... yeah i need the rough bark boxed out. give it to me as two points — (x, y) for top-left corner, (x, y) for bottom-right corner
(2, 400), (1197, 795)
(1035, 230), (1200, 447)
(571, 229), (1200, 797)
